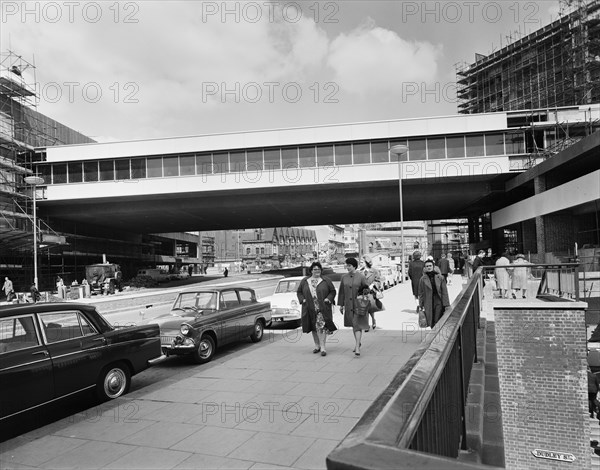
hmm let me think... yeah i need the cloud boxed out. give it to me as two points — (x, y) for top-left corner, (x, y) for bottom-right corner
(327, 19), (441, 98)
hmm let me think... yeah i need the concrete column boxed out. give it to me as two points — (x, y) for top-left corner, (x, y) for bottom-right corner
(493, 302), (589, 469)
(533, 176), (546, 260)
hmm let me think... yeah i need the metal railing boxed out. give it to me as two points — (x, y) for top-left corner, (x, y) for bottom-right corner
(327, 271), (493, 470)
(479, 263), (581, 301)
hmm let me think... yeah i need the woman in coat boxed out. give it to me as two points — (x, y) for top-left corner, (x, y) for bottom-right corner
(297, 261), (337, 356)
(494, 252), (512, 298)
(511, 253), (530, 298)
(338, 257), (369, 356)
(359, 255), (382, 330)
(418, 259), (450, 329)
(408, 251), (425, 312)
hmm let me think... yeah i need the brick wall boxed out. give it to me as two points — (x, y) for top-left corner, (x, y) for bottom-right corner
(494, 303), (589, 469)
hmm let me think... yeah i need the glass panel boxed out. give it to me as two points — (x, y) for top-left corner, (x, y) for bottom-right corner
(196, 154), (212, 174)
(53, 163), (67, 184)
(371, 141), (389, 163)
(163, 156), (179, 177)
(0, 316), (39, 352)
(353, 142), (370, 164)
(78, 313), (96, 335)
(408, 139), (426, 160)
(316, 145), (334, 167)
(264, 149), (281, 170)
(99, 160), (114, 181)
(334, 144), (352, 166)
(68, 162), (82, 183)
(299, 146), (315, 168)
(427, 137), (446, 160)
(147, 157), (162, 177)
(485, 133), (505, 156)
(506, 131), (525, 154)
(466, 135), (485, 157)
(213, 152), (228, 173)
(446, 136), (465, 158)
(180, 155), (195, 175)
(39, 165), (52, 185)
(246, 150), (263, 171)
(230, 151), (246, 172)
(389, 140), (408, 161)
(281, 148), (298, 169)
(83, 161), (98, 182)
(115, 159), (130, 180)
(131, 158), (146, 178)
(40, 312), (83, 343)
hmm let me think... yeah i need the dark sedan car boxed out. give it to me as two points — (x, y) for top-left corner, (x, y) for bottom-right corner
(0, 302), (162, 421)
(147, 286), (271, 364)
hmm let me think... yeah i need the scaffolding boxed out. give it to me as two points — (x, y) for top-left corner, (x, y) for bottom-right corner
(455, 0), (600, 114)
(0, 51), (64, 287)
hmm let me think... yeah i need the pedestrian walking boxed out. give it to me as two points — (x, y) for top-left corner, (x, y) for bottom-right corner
(29, 284), (41, 303)
(437, 253), (451, 283)
(511, 253), (530, 298)
(408, 251), (425, 312)
(494, 251), (512, 298)
(418, 259), (450, 329)
(3, 276), (14, 301)
(359, 255), (382, 330)
(447, 252), (455, 285)
(223, 267), (228, 277)
(338, 257), (369, 357)
(297, 261), (337, 356)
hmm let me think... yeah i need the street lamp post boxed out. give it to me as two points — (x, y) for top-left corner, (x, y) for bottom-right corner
(24, 175), (44, 289)
(390, 145), (409, 283)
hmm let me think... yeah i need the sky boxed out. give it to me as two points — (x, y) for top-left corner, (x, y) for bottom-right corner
(1, 1), (565, 143)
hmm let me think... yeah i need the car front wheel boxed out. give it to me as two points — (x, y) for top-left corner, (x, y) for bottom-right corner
(191, 335), (215, 364)
(97, 362), (131, 401)
(250, 320), (264, 342)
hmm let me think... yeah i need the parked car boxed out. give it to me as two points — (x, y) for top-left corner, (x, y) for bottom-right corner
(137, 268), (169, 283)
(264, 276), (304, 325)
(146, 286), (271, 364)
(0, 302), (162, 422)
(263, 276), (341, 326)
(377, 265), (399, 289)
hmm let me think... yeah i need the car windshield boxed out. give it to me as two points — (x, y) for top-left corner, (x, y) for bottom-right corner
(275, 280), (299, 294)
(172, 292), (217, 313)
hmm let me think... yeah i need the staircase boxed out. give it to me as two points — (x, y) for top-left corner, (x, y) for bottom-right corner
(459, 318), (505, 467)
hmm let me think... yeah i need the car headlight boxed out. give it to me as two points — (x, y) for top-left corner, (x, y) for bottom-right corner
(180, 323), (191, 336)
(290, 300), (298, 308)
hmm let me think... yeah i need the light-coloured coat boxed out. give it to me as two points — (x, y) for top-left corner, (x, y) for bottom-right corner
(494, 256), (511, 291)
(511, 258), (530, 289)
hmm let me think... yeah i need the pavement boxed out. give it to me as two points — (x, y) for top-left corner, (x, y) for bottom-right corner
(0, 276), (514, 470)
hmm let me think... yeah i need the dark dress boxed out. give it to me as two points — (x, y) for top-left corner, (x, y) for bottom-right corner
(297, 276), (337, 334)
(338, 271), (369, 332)
(408, 260), (425, 297)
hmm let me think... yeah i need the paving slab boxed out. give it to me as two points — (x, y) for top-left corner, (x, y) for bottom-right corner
(0, 280), (466, 470)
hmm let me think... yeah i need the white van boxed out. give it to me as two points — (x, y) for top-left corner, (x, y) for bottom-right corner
(137, 268), (169, 283)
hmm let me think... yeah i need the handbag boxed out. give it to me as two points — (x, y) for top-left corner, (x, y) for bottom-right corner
(375, 290), (384, 299)
(356, 295), (370, 316)
(418, 310), (428, 328)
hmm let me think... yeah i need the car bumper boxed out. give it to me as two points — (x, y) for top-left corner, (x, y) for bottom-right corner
(271, 314), (301, 322)
(148, 354), (168, 365)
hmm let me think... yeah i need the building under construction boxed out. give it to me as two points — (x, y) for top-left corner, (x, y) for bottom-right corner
(0, 51), (96, 285)
(0, 51), (213, 291)
(456, 0), (600, 114)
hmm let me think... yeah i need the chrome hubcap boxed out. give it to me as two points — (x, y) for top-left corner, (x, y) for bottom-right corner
(104, 368), (126, 398)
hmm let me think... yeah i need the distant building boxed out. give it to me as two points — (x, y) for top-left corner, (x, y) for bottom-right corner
(456, 0), (600, 114)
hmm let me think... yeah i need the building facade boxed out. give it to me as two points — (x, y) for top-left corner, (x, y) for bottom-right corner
(456, 0), (600, 114)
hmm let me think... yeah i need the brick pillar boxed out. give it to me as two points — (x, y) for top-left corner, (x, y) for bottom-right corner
(493, 303), (589, 469)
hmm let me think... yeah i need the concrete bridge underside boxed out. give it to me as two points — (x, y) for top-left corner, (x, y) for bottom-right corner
(38, 175), (509, 233)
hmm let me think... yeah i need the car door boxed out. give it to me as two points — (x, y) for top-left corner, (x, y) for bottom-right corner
(238, 289), (259, 334)
(0, 314), (54, 420)
(39, 310), (106, 398)
(219, 290), (245, 344)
